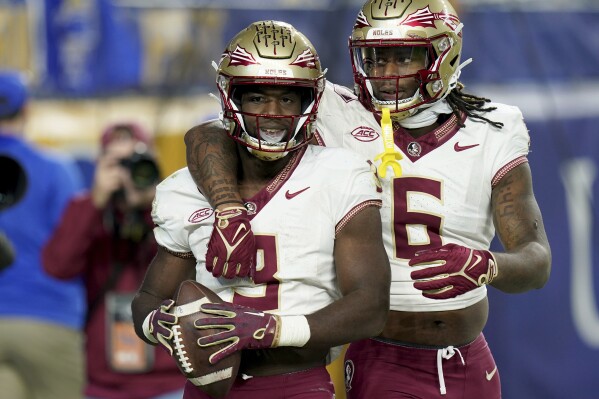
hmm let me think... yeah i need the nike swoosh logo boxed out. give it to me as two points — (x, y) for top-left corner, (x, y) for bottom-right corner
(285, 187), (310, 200)
(231, 223), (248, 243)
(454, 142), (480, 152)
(467, 255), (482, 272)
(486, 366), (498, 381)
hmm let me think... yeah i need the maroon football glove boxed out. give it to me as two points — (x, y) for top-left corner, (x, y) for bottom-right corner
(206, 206), (255, 279)
(409, 243), (498, 300)
(195, 302), (280, 364)
(144, 299), (178, 355)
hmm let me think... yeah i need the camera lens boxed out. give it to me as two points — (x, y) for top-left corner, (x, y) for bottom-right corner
(130, 158), (160, 188)
(121, 152), (160, 189)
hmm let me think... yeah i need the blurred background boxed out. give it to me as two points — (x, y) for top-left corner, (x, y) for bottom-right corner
(1, 0), (598, 397)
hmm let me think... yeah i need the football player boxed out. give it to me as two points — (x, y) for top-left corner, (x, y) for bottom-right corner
(131, 20), (390, 399)
(182, 1), (552, 398)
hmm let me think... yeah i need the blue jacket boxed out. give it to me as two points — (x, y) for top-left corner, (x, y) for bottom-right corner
(0, 133), (85, 329)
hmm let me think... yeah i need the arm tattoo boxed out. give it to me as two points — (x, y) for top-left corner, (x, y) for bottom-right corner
(493, 166), (542, 250)
(185, 123), (242, 207)
(495, 174), (516, 219)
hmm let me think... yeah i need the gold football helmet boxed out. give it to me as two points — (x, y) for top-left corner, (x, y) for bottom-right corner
(349, 0), (463, 121)
(216, 20), (325, 161)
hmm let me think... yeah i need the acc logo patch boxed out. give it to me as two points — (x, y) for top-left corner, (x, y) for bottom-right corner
(188, 208), (214, 223)
(351, 126), (379, 142)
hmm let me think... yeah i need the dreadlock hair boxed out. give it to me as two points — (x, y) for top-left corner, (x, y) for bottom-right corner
(446, 82), (504, 129)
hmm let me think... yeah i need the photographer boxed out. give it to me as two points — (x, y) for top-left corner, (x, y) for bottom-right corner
(43, 122), (185, 399)
(0, 71), (85, 398)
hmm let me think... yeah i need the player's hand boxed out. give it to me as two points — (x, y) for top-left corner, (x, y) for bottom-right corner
(409, 243), (498, 299)
(206, 205), (255, 279)
(195, 302), (280, 364)
(144, 299), (178, 355)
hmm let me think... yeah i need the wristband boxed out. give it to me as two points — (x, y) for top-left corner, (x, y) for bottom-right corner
(276, 315), (311, 347)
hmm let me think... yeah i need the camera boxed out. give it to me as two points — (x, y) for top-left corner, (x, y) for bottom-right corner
(119, 150), (161, 189)
(0, 155), (27, 211)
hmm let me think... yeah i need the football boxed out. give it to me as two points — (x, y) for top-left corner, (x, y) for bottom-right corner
(171, 280), (240, 398)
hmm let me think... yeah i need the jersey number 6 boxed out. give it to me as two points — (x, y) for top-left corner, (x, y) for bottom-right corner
(393, 177), (443, 260)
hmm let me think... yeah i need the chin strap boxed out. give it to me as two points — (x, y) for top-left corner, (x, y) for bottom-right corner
(398, 58), (473, 129)
(398, 99), (453, 129)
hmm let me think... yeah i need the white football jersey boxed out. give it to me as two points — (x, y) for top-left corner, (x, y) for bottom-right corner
(315, 81), (530, 312)
(152, 145), (381, 317)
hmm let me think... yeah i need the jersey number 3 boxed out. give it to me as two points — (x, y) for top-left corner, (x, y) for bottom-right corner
(232, 235), (280, 311)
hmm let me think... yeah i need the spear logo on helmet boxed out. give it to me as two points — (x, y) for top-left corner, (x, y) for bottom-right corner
(402, 6), (460, 31)
(227, 45), (259, 67)
(290, 49), (318, 69)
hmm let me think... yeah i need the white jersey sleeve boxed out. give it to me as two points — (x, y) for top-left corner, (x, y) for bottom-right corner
(315, 81), (365, 149)
(484, 103), (530, 187)
(151, 168), (213, 254)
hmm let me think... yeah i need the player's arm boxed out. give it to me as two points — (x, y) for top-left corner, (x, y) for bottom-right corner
(305, 205), (391, 347)
(410, 163), (551, 299)
(184, 120), (241, 209)
(185, 120), (256, 279)
(488, 162), (551, 293)
(131, 246), (196, 350)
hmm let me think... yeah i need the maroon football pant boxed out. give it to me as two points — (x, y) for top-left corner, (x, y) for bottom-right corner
(344, 333), (501, 399)
(183, 366), (334, 399)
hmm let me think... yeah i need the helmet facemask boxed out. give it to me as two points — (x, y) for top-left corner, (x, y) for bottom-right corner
(220, 80), (320, 161)
(216, 20), (325, 161)
(349, 0), (463, 121)
(352, 44), (434, 116)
